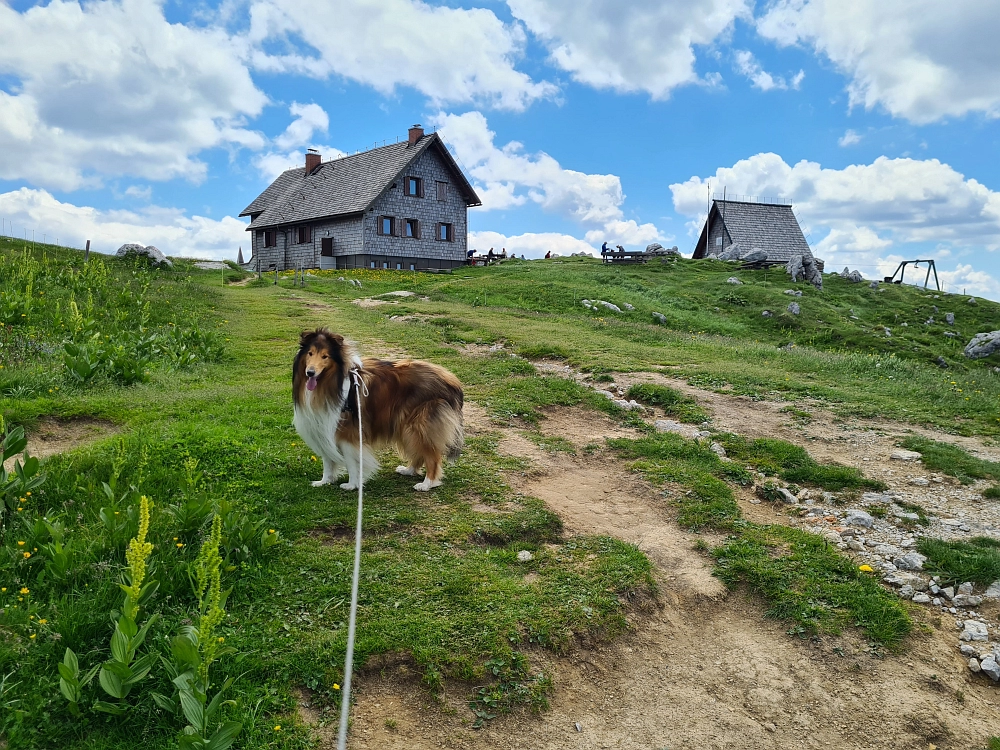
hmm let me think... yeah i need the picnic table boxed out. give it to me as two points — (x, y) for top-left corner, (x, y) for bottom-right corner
(602, 251), (650, 264)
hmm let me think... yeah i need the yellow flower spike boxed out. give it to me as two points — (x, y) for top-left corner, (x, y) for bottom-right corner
(123, 496), (154, 620)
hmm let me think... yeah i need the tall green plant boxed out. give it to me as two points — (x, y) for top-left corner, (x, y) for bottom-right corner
(0, 417), (45, 541)
(155, 514), (241, 750)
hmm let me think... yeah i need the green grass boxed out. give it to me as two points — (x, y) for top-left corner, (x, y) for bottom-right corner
(608, 431), (910, 646)
(983, 485), (1000, 499)
(716, 434), (887, 491)
(625, 383), (710, 424)
(917, 537), (1000, 586)
(523, 432), (577, 454)
(898, 435), (1000, 484)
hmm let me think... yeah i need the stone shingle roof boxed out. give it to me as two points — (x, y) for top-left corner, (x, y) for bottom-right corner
(240, 134), (480, 230)
(693, 200), (812, 263)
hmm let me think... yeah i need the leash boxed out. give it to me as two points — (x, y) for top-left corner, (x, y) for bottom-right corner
(338, 368), (369, 750)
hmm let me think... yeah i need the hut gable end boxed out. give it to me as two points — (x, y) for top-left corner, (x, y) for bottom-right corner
(693, 200), (812, 264)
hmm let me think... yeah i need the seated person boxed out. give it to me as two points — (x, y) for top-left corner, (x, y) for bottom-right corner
(616, 244), (626, 253)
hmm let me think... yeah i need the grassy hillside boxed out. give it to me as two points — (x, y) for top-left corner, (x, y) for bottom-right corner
(0, 239), (995, 748)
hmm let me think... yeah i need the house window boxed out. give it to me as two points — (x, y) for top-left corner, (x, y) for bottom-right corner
(297, 225), (311, 244)
(395, 262), (401, 270)
(409, 263), (415, 271)
(380, 216), (395, 235)
(437, 223), (454, 242)
(436, 181), (448, 201)
(405, 219), (419, 238)
(321, 238), (334, 257)
(263, 230), (277, 248)
(405, 176), (423, 197)
(715, 237), (723, 246)
(382, 262), (388, 269)
(370, 261), (376, 269)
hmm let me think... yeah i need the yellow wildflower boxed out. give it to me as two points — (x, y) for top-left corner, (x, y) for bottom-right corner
(274, 725), (282, 731)
(38, 619), (47, 625)
(16, 541), (24, 546)
(19, 588), (27, 595)
(23, 552), (31, 559)
(333, 683), (340, 690)
(858, 564), (874, 573)
(29, 634), (36, 640)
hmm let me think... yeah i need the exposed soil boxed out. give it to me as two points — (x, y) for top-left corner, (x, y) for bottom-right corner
(300, 371), (1000, 750)
(2, 417), (118, 472)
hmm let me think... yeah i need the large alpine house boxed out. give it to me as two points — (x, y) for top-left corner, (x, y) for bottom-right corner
(240, 125), (481, 272)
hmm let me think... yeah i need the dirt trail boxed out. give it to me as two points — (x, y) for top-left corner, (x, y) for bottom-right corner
(301, 394), (1000, 750)
(2, 417), (117, 472)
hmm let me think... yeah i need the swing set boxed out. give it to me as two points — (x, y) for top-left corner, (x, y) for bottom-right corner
(883, 259), (940, 291)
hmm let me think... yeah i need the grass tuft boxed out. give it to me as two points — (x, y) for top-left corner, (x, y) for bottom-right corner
(899, 435), (1000, 484)
(625, 383), (710, 424)
(917, 536), (1000, 586)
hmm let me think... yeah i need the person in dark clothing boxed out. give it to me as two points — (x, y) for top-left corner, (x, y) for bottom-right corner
(601, 241), (609, 255)
(616, 244), (625, 252)
(544, 251), (551, 259)
(467, 248), (475, 259)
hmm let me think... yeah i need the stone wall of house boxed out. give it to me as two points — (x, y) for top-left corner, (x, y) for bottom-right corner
(248, 215), (363, 271)
(360, 146), (468, 266)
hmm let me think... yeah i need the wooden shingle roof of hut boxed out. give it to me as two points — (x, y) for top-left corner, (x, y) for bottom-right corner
(693, 199), (812, 264)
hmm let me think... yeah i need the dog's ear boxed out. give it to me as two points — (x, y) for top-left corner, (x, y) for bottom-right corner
(299, 330), (317, 347)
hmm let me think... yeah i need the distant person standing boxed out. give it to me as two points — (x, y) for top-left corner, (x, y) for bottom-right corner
(601, 241), (610, 256)
(545, 250), (551, 259)
(487, 248), (495, 262)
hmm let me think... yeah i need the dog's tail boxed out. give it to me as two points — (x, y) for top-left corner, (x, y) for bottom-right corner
(446, 417), (464, 462)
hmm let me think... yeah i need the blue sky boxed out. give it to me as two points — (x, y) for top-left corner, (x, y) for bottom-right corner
(1, 0), (999, 297)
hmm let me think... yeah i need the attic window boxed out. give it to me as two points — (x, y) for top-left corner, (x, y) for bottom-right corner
(405, 176), (423, 197)
(436, 181), (448, 201)
(715, 237), (723, 246)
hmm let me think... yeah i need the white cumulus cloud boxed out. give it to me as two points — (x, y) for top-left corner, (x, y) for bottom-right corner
(507, 0), (749, 99)
(432, 111), (662, 247)
(838, 129), (862, 147)
(247, 0), (555, 111)
(253, 103), (344, 181)
(469, 230), (596, 258)
(757, 0), (1000, 123)
(0, 0), (268, 191)
(733, 50), (803, 91)
(0, 188), (247, 261)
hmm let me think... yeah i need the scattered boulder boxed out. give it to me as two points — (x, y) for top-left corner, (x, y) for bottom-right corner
(964, 331), (1000, 360)
(786, 254), (823, 289)
(726, 277), (743, 285)
(783, 289), (803, 296)
(622, 302), (635, 311)
(945, 312), (955, 325)
(115, 243), (172, 268)
(710, 442), (727, 458)
(953, 594), (983, 608)
(884, 327), (892, 337)
(762, 310), (773, 318)
(787, 302), (801, 315)
(909, 477), (929, 486)
(981, 656), (1000, 682)
(893, 552), (926, 571)
(937, 356), (949, 369)
(517, 550), (534, 562)
(654, 419), (696, 436)
(645, 243), (664, 253)
(869, 281), (879, 290)
(968, 297), (977, 305)
(845, 509), (875, 528)
(911, 592), (932, 604)
(985, 580), (1000, 600)
(595, 300), (622, 313)
(652, 312), (667, 324)
(890, 448), (922, 461)
(969, 658), (982, 674)
(741, 249), (768, 264)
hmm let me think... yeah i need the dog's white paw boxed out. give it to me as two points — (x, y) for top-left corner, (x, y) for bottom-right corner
(413, 479), (441, 492)
(395, 465), (419, 476)
(311, 478), (332, 487)
(340, 482), (359, 491)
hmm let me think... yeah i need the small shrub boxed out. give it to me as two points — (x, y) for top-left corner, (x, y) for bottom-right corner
(917, 536), (1000, 586)
(983, 485), (1000, 499)
(898, 436), (1000, 484)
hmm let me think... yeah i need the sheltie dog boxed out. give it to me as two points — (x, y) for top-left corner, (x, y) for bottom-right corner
(292, 329), (464, 491)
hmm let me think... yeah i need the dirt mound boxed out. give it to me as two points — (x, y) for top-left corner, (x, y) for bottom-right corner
(3, 417), (117, 471)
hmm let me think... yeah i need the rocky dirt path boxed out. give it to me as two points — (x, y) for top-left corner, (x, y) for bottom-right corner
(301, 384), (1000, 750)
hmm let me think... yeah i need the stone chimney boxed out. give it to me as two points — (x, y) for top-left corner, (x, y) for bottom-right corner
(408, 124), (424, 146)
(305, 150), (321, 172)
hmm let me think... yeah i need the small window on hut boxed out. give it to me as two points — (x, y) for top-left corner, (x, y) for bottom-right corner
(405, 176), (423, 197)
(297, 225), (311, 244)
(437, 223), (453, 242)
(263, 230), (277, 247)
(380, 216), (394, 235)
(436, 181), (448, 201)
(405, 219), (419, 238)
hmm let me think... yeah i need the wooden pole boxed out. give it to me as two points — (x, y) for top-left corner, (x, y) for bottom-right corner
(84, 240), (91, 261)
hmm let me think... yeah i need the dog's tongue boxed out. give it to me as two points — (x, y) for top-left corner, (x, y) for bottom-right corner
(306, 375), (317, 391)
